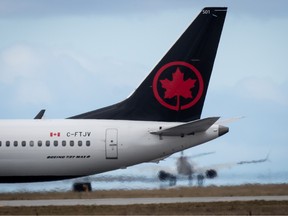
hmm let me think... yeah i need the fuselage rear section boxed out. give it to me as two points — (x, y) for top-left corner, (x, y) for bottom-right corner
(0, 119), (222, 183)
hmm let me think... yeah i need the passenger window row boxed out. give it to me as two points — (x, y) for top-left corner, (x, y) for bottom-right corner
(0, 140), (91, 147)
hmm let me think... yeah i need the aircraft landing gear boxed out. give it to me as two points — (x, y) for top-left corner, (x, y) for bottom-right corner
(197, 174), (205, 186)
(73, 182), (92, 192)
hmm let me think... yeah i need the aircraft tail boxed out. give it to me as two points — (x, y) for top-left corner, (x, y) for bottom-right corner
(70, 7), (227, 122)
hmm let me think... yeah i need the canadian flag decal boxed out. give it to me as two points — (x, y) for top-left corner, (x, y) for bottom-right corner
(50, 132), (60, 137)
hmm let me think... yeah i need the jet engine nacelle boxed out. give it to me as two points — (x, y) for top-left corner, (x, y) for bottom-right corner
(158, 170), (177, 186)
(205, 169), (217, 179)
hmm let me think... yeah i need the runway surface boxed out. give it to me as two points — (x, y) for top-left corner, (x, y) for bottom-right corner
(1, 196), (288, 207)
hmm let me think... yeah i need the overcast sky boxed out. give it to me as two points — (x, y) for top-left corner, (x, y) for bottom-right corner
(0, 0), (287, 183)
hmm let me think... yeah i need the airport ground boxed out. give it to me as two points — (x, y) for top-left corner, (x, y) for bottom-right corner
(0, 184), (287, 215)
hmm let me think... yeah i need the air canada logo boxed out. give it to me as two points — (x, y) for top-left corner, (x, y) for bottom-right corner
(152, 61), (204, 111)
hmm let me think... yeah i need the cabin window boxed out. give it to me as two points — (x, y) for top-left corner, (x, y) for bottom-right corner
(62, 140), (66, 147)
(38, 141), (42, 147)
(46, 140), (50, 147)
(86, 140), (91, 147)
(22, 141), (26, 147)
(0, 140), (93, 148)
(78, 140), (82, 147)
(54, 140), (58, 147)
(30, 141), (34, 147)
(13, 141), (18, 147)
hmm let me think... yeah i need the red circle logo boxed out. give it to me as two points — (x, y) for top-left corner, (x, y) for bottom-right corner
(152, 61), (204, 111)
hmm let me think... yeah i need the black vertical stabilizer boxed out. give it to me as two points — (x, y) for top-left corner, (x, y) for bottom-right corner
(70, 7), (227, 122)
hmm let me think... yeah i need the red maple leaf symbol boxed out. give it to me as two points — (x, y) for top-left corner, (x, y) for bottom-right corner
(160, 67), (196, 111)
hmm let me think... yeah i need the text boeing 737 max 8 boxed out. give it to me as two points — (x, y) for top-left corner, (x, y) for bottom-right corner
(0, 7), (228, 183)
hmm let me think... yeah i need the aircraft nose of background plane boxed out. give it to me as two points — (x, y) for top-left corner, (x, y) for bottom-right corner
(218, 125), (229, 136)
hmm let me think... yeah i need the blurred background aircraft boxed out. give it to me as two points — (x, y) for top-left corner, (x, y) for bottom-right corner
(157, 151), (269, 186)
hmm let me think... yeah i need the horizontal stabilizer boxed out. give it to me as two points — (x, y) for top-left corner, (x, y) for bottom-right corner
(150, 117), (220, 136)
(216, 116), (245, 125)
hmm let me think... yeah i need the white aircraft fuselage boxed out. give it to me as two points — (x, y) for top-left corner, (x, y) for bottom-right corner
(0, 119), (222, 181)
